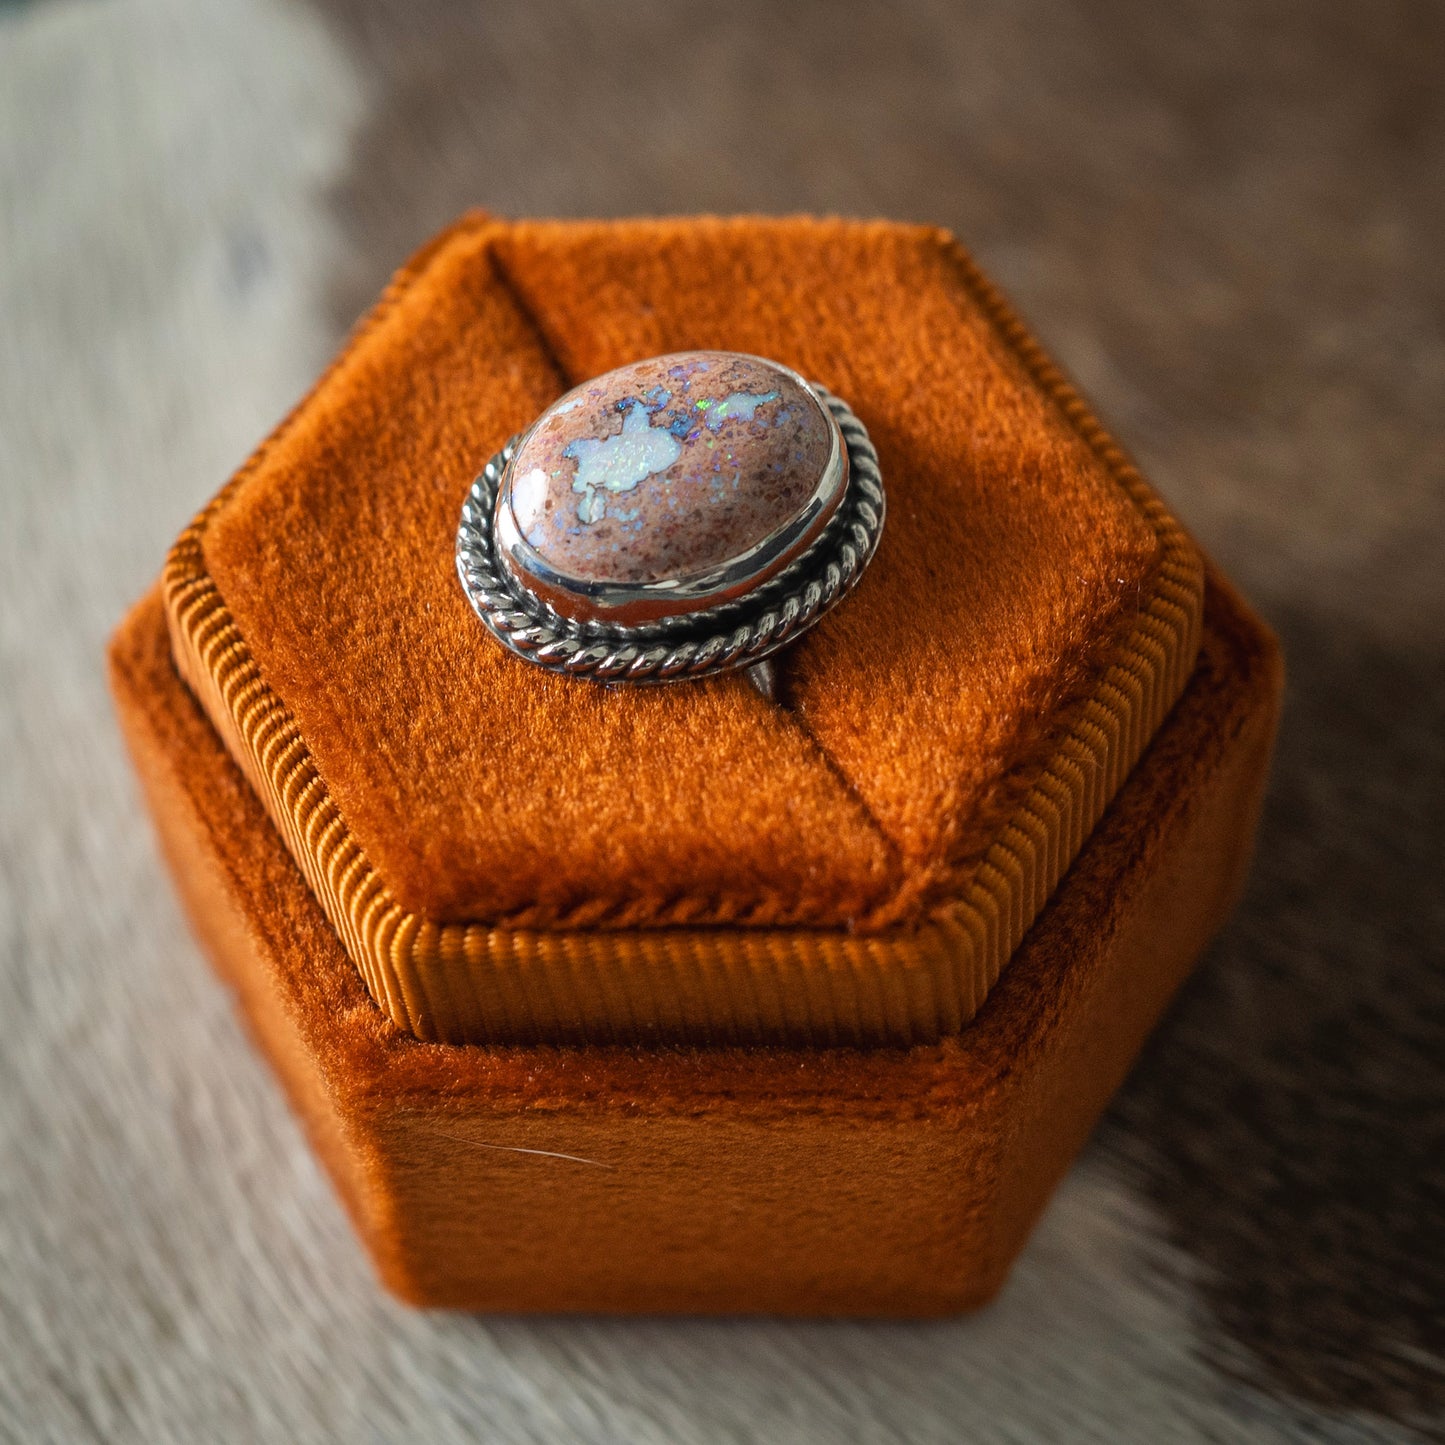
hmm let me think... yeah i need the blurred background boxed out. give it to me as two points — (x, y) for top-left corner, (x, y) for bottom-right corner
(1, 1), (1441, 1441)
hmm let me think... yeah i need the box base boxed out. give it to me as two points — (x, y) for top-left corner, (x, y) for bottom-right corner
(109, 573), (1279, 1315)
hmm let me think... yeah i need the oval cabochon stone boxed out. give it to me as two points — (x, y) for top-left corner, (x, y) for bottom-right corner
(499, 352), (839, 617)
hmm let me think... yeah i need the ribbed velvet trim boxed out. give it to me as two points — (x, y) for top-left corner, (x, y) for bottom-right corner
(162, 216), (1203, 1046)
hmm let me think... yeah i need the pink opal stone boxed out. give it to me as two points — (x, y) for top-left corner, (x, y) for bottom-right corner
(498, 352), (839, 621)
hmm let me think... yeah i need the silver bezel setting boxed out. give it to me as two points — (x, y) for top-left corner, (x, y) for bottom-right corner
(494, 355), (848, 623)
(455, 384), (884, 683)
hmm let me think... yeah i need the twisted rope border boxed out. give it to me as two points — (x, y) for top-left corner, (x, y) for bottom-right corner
(454, 388), (885, 682)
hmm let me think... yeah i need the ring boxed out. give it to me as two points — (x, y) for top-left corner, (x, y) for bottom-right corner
(456, 351), (885, 695)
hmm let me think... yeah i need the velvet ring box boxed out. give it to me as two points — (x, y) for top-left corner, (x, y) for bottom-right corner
(110, 215), (1282, 1314)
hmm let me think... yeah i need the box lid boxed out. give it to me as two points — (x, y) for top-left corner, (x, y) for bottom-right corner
(164, 214), (1203, 1045)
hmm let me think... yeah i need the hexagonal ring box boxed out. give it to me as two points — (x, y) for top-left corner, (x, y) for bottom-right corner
(110, 215), (1281, 1313)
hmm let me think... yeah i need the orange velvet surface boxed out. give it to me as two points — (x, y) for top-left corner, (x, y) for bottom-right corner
(110, 569), (1281, 1313)
(198, 215), (1172, 933)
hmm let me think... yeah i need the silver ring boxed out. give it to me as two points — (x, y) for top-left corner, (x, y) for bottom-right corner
(455, 351), (885, 690)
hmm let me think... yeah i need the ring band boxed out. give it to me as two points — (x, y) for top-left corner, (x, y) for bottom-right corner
(456, 352), (885, 687)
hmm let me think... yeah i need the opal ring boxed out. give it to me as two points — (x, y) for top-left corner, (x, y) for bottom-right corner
(455, 351), (884, 696)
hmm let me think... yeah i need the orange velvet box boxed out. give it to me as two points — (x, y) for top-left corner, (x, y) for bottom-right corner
(110, 215), (1281, 1313)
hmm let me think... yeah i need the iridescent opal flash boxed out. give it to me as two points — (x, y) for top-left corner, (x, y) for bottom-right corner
(457, 350), (884, 687)
(494, 352), (846, 625)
